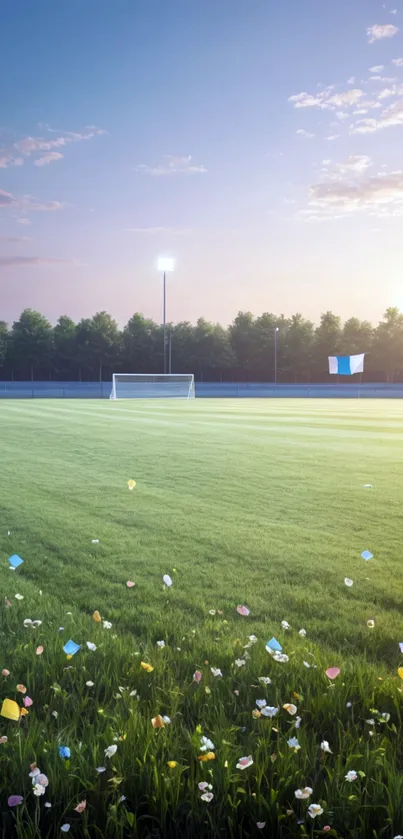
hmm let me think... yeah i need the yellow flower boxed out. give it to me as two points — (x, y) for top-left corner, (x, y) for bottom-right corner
(198, 751), (215, 762)
(127, 480), (136, 491)
(0, 698), (20, 721)
(16, 684), (26, 695)
(152, 715), (165, 729)
(141, 662), (154, 673)
(398, 667), (403, 680)
(252, 709), (261, 719)
(66, 654), (72, 661)
(20, 707), (29, 717)
(93, 610), (102, 623)
(167, 761), (177, 768)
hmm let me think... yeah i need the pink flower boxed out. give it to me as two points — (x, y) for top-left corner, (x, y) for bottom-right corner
(126, 581), (135, 588)
(325, 667), (340, 680)
(2, 669), (10, 677)
(75, 800), (87, 813)
(237, 605), (250, 617)
(193, 670), (202, 683)
(8, 795), (23, 807)
(23, 696), (33, 708)
(36, 646), (44, 656)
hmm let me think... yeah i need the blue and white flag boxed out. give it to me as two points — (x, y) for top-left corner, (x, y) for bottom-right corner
(328, 353), (365, 376)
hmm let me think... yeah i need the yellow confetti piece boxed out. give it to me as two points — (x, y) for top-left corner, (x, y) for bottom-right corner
(151, 715), (165, 729)
(198, 751), (215, 762)
(127, 480), (136, 491)
(1, 698), (20, 721)
(93, 611), (102, 623)
(140, 662), (154, 673)
(167, 761), (177, 768)
(398, 667), (403, 680)
(66, 654), (72, 661)
(20, 708), (29, 717)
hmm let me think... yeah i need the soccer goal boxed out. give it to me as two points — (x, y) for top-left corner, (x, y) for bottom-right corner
(110, 373), (195, 400)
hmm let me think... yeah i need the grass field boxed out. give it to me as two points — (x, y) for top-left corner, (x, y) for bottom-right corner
(1, 398), (403, 838)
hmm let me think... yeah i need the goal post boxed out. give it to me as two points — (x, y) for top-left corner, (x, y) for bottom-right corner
(110, 373), (195, 400)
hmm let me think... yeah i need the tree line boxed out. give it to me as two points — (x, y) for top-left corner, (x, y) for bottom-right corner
(0, 307), (402, 383)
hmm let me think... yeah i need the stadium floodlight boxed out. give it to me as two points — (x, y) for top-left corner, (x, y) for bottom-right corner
(157, 258), (175, 374)
(110, 373), (195, 400)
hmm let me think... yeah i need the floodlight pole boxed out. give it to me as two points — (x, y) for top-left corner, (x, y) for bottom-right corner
(274, 327), (279, 385)
(163, 272), (167, 374)
(169, 327), (172, 374)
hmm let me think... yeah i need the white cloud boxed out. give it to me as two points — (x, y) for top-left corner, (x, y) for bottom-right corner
(334, 155), (373, 174)
(367, 23), (399, 43)
(392, 57), (403, 65)
(135, 155), (207, 176)
(0, 125), (106, 169)
(369, 65), (385, 72)
(0, 187), (63, 213)
(326, 134), (340, 140)
(289, 87), (364, 110)
(302, 161), (403, 220)
(348, 76), (357, 84)
(34, 152), (64, 167)
(350, 97), (403, 132)
(296, 128), (315, 138)
(336, 111), (349, 120)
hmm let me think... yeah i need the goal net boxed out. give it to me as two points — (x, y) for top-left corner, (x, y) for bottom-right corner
(110, 373), (195, 400)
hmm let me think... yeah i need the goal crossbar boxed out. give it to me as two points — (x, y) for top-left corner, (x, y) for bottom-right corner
(110, 373), (195, 400)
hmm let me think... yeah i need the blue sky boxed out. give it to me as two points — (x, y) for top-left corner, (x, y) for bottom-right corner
(1, 0), (403, 327)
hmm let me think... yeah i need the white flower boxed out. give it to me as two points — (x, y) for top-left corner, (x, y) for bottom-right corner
(129, 690), (137, 697)
(198, 782), (213, 791)
(23, 619), (33, 627)
(201, 792), (214, 802)
(256, 699), (267, 709)
(29, 768), (40, 780)
(345, 770), (357, 783)
(104, 745), (117, 759)
(156, 640), (165, 648)
(346, 701), (352, 708)
(273, 652), (289, 663)
(52, 711), (58, 719)
(208, 610), (216, 615)
(367, 619), (375, 629)
(248, 635), (258, 644)
(298, 628), (307, 637)
(210, 667), (222, 677)
(103, 621), (112, 630)
(162, 715), (171, 725)
(86, 681), (94, 687)
(36, 774), (48, 788)
(33, 783), (46, 796)
(258, 676), (271, 685)
(308, 804), (323, 819)
(287, 737), (301, 750)
(44, 802), (52, 808)
(281, 620), (291, 630)
(295, 787), (313, 800)
(200, 736), (215, 752)
(380, 712), (390, 722)
(256, 824), (266, 830)
(303, 660), (311, 668)
(235, 658), (246, 667)
(320, 740), (332, 753)
(15, 594), (24, 600)
(344, 577), (353, 587)
(163, 574), (172, 587)
(86, 642), (97, 651)
(96, 766), (106, 773)
(236, 755), (254, 770)
(261, 706), (279, 718)
(283, 703), (297, 716)
(366, 719), (375, 726)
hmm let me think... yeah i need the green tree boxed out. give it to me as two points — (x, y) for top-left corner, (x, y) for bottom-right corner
(53, 315), (77, 379)
(282, 314), (315, 382)
(122, 313), (159, 373)
(75, 312), (120, 380)
(229, 312), (257, 380)
(313, 311), (342, 379)
(194, 318), (234, 381)
(0, 321), (8, 371)
(371, 308), (403, 382)
(341, 317), (374, 356)
(11, 309), (53, 380)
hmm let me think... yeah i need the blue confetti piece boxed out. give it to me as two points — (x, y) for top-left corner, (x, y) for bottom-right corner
(266, 637), (282, 652)
(8, 554), (24, 569)
(63, 640), (81, 656)
(362, 550), (373, 561)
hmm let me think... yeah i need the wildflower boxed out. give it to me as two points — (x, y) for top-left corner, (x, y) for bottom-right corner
(210, 667), (222, 677)
(398, 667), (403, 680)
(33, 784), (46, 797)
(198, 782), (212, 791)
(167, 761), (177, 768)
(16, 684), (26, 694)
(367, 620), (375, 629)
(281, 620), (291, 630)
(299, 628), (307, 637)
(0, 736), (8, 744)
(287, 737), (301, 750)
(261, 706), (279, 718)
(345, 770), (357, 782)
(126, 580), (135, 587)
(36, 774), (48, 787)
(15, 594), (24, 600)
(103, 620), (112, 629)
(256, 699), (267, 709)
(23, 619), (33, 627)
(252, 709), (261, 718)
(23, 696), (33, 708)
(303, 660), (311, 668)
(130, 689), (137, 697)
(258, 676), (271, 685)
(235, 658), (246, 667)
(201, 792), (214, 802)
(140, 662), (153, 672)
(151, 715), (166, 729)
(346, 701), (352, 708)
(320, 741), (332, 753)
(86, 642), (97, 653)
(163, 574), (172, 587)
(344, 578), (353, 587)
(105, 744), (118, 759)
(308, 804), (324, 819)
(93, 611), (101, 622)
(156, 640), (165, 648)
(36, 646), (44, 656)
(237, 605), (250, 616)
(52, 711), (58, 719)
(295, 787), (313, 800)
(236, 755), (253, 770)
(75, 801), (86, 813)
(200, 736), (215, 752)
(209, 609), (216, 615)
(8, 795), (23, 807)
(2, 669), (10, 677)
(58, 746), (71, 759)
(96, 766), (106, 773)
(233, 689), (239, 696)
(325, 667), (340, 680)
(256, 824), (266, 830)
(127, 480), (136, 490)
(379, 712), (390, 722)
(86, 681), (94, 687)
(61, 826), (70, 833)
(198, 751), (215, 762)
(283, 703), (297, 716)
(273, 652), (289, 663)
(248, 635), (258, 643)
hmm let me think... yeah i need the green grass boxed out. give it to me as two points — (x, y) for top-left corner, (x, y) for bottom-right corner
(1, 398), (403, 838)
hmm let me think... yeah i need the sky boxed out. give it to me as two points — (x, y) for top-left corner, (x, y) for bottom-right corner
(1, 0), (403, 328)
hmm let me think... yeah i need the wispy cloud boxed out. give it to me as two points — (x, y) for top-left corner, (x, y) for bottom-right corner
(0, 256), (74, 268)
(0, 187), (63, 212)
(125, 226), (192, 235)
(301, 158), (403, 220)
(296, 128), (315, 138)
(0, 125), (106, 169)
(289, 87), (364, 110)
(369, 64), (385, 72)
(350, 97), (403, 132)
(367, 23), (399, 43)
(34, 152), (64, 167)
(134, 155), (207, 176)
(392, 57), (403, 65)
